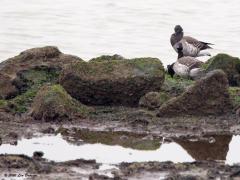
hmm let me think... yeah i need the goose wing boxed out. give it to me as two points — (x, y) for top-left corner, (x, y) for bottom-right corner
(183, 36), (213, 50)
(177, 56), (203, 70)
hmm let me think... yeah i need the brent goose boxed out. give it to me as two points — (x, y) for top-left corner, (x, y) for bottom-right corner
(170, 25), (213, 58)
(167, 56), (205, 79)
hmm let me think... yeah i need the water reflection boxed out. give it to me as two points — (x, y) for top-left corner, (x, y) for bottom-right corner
(59, 128), (161, 150)
(174, 135), (232, 161)
(0, 132), (238, 164)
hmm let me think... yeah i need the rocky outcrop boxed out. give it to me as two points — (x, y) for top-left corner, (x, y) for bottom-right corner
(60, 58), (165, 106)
(31, 85), (91, 121)
(157, 70), (232, 117)
(139, 92), (170, 110)
(0, 46), (82, 99)
(204, 54), (240, 86)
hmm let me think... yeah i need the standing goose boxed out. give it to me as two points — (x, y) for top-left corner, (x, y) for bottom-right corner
(167, 56), (205, 79)
(170, 25), (213, 58)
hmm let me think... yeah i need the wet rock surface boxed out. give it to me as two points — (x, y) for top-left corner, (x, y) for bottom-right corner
(0, 46), (82, 99)
(60, 58), (165, 106)
(204, 53), (240, 86)
(139, 91), (170, 110)
(158, 70), (232, 117)
(0, 154), (240, 180)
(31, 85), (91, 122)
(0, 49), (240, 179)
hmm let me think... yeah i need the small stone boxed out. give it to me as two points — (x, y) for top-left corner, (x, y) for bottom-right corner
(33, 151), (44, 160)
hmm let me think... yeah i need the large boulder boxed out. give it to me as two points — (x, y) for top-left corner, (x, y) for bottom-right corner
(204, 54), (240, 86)
(60, 58), (165, 106)
(31, 85), (91, 121)
(0, 46), (82, 99)
(157, 70), (232, 117)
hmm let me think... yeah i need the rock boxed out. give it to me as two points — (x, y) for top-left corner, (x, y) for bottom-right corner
(0, 73), (18, 99)
(33, 151), (44, 160)
(31, 85), (91, 121)
(236, 108), (240, 118)
(161, 74), (194, 97)
(139, 92), (170, 110)
(0, 46), (82, 99)
(204, 54), (240, 86)
(0, 155), (35, 169)
(89, 54), (124, 62)
(60, 58), (165, 106)
(157, 70), (232, 117)
(41, 127), (55, 134)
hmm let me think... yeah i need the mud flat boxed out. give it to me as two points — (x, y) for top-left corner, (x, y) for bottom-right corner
(0, 47), (240, 179)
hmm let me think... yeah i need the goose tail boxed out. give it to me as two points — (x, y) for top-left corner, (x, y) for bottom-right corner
(199, 41), (214, 49)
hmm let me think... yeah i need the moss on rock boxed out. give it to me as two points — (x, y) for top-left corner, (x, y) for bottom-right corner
(161, 74), (194, 97)
(0, 67), (60, 114)
(139, 92), (170, 110)
(158, 70), (232, 117)
(204, 54), (240, 86)
(0, 46), (83, 99)
(60, 58), (165, 106)
(229, 87), (240, 109)
(31, 85), (91, 121)
(89, 54), (124, 62)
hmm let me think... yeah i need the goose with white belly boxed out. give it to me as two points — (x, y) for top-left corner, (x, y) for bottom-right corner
(170, 25), (213, 58)
(167, 56), (205, 79)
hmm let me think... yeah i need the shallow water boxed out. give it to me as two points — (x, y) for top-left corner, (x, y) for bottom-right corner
(0, 0), (240, 66)
(0, 134), (239, 165)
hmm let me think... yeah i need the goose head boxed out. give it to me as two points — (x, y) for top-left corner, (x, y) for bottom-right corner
(167, 63), (175, 78)
(174, 25), (183, 34)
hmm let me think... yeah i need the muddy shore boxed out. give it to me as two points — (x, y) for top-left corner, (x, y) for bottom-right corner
(0, 46), (240, 179)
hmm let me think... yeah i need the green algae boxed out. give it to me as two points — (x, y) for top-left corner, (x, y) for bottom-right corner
(31, 84), (91, 121)
(0, 68), (59, 113)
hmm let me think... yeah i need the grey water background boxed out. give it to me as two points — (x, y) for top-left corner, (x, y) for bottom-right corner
(0, 0), (239, 66)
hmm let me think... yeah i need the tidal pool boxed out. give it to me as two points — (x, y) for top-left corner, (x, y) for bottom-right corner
(0, 134), (239, 165)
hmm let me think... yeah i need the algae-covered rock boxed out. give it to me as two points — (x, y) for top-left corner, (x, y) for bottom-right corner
(89, 54), (124, 62)
(204, 54), (240, 86)
(31, 85), (91, 121)
(161, 74), (194, 97)
(139, 92), (170, 110)
(158, 70), (232, 117)
(0, 66), (60, 114)
(229, 87), (240, 109)
(60, 58), (165, 106)
(0, 46), (82, 99)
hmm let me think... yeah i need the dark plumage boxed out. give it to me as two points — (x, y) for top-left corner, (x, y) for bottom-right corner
(167, 56), (204, 79)
(170, 25), (213, 57)
(167, 63), (175, 78)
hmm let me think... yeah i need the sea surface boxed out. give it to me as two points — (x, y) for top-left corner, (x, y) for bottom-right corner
(0, 0), (240, 66)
